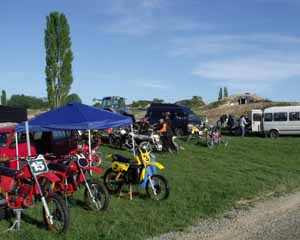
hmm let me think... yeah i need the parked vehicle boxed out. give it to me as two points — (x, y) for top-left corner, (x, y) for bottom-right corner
(0, 155), (69, 232)
(250, 106), (300, 138)
(0, 127), (37, 161)
(98, 96), (127, 113)
(206, 127), (228, 148)
(69, 132), (102, 166)
(145, 103), (202, 136)
(108, 127), (135, 150)
(0, 127), (78, 161)
(46, 153), (109, 211)
(33, 130), (78, 156)
(187, 125), (208, 142)
(138, 129), (163, 152)
(104, 148), (169, 201)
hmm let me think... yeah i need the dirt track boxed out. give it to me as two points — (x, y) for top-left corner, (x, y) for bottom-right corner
(152, 191), (300, 240)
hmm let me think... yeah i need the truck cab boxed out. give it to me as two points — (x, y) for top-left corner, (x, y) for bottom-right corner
(0, 126), (37, 161)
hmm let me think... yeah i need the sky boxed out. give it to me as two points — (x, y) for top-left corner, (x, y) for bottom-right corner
(1, 0), (300, 105)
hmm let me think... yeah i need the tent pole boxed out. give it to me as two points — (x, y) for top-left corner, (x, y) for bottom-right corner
(25, 121), (31, 156)
(131, 124), (136, 157)
(88, 130), (92, 164)
(15, 132), (19, 170)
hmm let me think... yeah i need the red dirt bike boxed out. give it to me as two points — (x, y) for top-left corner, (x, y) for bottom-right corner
(46, 153), (109, 211)
(69, 140), (102, 166)
(0, 155), (69, 233)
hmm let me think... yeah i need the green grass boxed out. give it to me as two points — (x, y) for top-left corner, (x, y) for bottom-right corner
(1, 137), (300, 239)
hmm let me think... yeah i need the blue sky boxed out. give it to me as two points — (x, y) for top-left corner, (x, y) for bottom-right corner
(1, 0), (300, 104)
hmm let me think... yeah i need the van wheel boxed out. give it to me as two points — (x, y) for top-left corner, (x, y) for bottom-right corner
(175, 128), (184, 137)
(269, 130), (279, 139)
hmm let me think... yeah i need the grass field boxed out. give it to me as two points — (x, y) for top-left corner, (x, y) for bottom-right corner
(1, 136), (300, 240)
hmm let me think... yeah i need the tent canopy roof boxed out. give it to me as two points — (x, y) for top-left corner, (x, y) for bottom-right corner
(16, 102), (132, 132)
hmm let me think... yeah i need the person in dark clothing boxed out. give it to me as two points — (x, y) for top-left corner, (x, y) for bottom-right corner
(165, 112), (175, 152)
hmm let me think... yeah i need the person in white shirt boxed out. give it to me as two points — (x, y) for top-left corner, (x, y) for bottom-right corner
(239, 115), (248, 137)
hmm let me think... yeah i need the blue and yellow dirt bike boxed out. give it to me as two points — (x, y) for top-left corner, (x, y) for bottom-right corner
(103, 148), (169, 201)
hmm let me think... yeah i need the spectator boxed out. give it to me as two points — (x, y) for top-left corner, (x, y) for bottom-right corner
(239, 115), (248, 137)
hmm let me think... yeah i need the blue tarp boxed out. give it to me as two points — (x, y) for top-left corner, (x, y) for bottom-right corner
(16, 102), (132, 132)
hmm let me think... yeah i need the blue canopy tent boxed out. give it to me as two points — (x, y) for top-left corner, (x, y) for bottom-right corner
(16, 102), (133, 159)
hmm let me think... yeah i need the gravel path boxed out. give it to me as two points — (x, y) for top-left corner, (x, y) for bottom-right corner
(151, 191), (300, 240)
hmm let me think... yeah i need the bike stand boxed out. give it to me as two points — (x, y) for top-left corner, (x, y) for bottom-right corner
(129, 184), (133, 201)
(118, 184), (133, 200)
(5, 209), (24, 232)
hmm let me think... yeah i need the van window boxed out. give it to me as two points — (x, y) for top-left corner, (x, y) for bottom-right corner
(274, 112), (287, 122)
(253, 114), (262, 122)
(289, 112), (300, 121)
(188, 113), (198, 121)
(175, 112), (185, 120)
(52, 131), (67, 140)
(264, 113), (273, 122)
(149, 111), (163, 120)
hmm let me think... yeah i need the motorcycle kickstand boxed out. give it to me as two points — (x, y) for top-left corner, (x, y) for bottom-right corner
(4, 209), (24, 232)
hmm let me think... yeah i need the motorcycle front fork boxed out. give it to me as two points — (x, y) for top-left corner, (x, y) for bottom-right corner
(79, 168), (101, 210)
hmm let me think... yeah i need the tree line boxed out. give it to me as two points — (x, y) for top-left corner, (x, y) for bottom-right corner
(0, 90), (81, 109)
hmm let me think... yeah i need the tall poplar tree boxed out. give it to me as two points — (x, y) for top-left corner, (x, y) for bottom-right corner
(1, 90), (7, 105)
(218, 88), (223, 101)
(224, 87), (228, 98)
(45, 12), (73, 109)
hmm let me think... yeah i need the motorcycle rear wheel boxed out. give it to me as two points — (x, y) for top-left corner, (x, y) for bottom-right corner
(103, 168), (123, 194)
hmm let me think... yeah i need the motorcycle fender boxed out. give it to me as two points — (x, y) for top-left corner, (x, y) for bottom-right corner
(148, 162), (165, 170)
(83, 166), (103, 174)
(38, 172), (60, 183)
(141, 168), (146, 181)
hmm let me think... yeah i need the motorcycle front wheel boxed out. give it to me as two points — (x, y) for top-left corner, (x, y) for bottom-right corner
(139, 141), (153, 152)
(146, 175), (169, 201)
(43, 193), (69, 233)
(84, 181), (109, 211)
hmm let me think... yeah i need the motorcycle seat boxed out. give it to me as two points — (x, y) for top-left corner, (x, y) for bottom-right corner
(112, 154), (136, 164)
(0, 166), (18, 177)
(48, 162), (68, 172)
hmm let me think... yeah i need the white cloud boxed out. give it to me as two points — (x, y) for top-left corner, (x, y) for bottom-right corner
(140, 82), (169, 89)
(183, 33), (300, 93)
(169, 34), (300, 57)
(98, 0), (213, 36)
(193, 54), (300, 92)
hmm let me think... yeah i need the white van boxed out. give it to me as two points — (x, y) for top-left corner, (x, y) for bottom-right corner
(251, 106), (300, 138)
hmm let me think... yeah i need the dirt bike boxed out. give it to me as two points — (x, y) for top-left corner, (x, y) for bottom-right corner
(138, 129), (163, 152)
(108, 128), (136, 150)
(187, 125), (208, 143)
(69, 140), (103, 167)
(206, 127), (228, 148)
(0, 155), (69, 233)
(103, 148), (169, 201)
(45, 153), (109, 211)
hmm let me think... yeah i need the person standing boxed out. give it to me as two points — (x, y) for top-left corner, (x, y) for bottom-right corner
(165, 112), (174, 152)
(239, 115), (248, 137)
